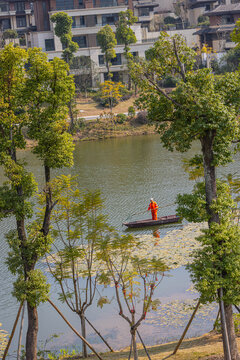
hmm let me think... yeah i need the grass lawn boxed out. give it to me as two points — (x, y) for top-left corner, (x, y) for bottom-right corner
(88, 332), (235, 360)
(76, 95), (136, 117)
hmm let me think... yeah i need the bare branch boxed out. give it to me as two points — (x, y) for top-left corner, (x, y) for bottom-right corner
(172, 37), (186, 82)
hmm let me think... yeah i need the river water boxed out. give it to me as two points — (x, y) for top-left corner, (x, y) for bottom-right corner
(1, 134), (240, 356)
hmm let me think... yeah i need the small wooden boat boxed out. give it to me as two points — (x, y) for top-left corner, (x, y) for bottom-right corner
(123, 215), (180, 228)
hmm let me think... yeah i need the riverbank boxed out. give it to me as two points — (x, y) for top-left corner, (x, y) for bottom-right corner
(74, 95), (157, 141)
(75, 332), (236, 359)
(74, 119), (155, 141)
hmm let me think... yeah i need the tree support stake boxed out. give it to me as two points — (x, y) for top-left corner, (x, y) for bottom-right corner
(17, 301), (25, 360)
(137, 329), (151, 360)
(3, 301), (24, 360)
(162, 299), (201, 360)
(84, 315), (114, 352)
(47, 298), (103, 360)
(218, 288), (231, 360)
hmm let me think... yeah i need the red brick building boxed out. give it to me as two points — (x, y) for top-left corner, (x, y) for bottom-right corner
(195, 3), (240, 52)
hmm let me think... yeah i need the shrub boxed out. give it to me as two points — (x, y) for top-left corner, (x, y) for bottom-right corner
(128, 106), (136, 118)
(134, 111), (148, 125)
(119, 87), (133, 101)
(164, 16), (177, 25)
(197, 15), (209, 26)
(116, 113), (127, 124)
(71, 118), (86, 134)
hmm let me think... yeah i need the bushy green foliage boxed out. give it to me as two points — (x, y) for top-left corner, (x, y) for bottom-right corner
(212, 47), (240, 74)
(197, 15), (209, 26)
(116, 113), (127, 123)
(0, 44), (75, 356)
(177, 180), (240, 305)
(51, 12), (78, 64)
(3, 29), (18, 39)
(164, 16), (177, 25)
(97, 25), (117, 79)
(133, 33), (240, 356)
(132, 34), (240, 166)
(116, 10), (137, 58)
(128, 106), (136, 118)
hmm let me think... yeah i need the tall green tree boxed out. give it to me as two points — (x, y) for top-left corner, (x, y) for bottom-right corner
(131, 33), (240, 360)
(51, 12), (78, 65)
(0, 44), (75, 360)
(51, 12), (79, 133)
(116, 10), (137, 88)
(97, 25), (117, 80)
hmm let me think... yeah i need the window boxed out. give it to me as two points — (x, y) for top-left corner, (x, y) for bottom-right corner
(1, 18), (11, 30)
(80, 16), (85, 26)
(98, 55), (104, 65)
(73, 35), (87, 48)
(45, 39), (55, 51)
(205, 4), (210, 11)
(221, 15), (234, 24)
(56, 0), (74, 10)
(16, 16), (26, 28)
(102, 13), (118, 25)
(104, 71), (120, 82)
(111, 53), (121, 65)
(15, 2), (25, 11)
(79, 0), (84, 6)
(42, 1), (49, 31)
(139, 8), (150, 16)
(94, 0), (117, 7)
(0, 2), (9, 12)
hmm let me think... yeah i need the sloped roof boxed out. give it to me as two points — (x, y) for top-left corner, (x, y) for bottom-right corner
(189, 0), (217, 9)
(205, 4), (240, 16)
(194, 24), (236, 35)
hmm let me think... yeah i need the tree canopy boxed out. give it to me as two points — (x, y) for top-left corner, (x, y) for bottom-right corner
(51, 12), (79, 64)
(97, 25), (117, 79)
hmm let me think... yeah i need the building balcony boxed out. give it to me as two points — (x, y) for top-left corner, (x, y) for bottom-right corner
(138, 15), (152, 22)
(49, 5), (127, 17)
(0, 11), (11, 17)
(225, 41), (235, 49)
(72, 24), (116, 35)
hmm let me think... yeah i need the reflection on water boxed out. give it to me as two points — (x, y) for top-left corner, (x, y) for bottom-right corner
(1, 135), (240, 355)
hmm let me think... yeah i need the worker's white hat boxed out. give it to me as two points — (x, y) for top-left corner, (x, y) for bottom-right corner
(150, 198), (153, 201)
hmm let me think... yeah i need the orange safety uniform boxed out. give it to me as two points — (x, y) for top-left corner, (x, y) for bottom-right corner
(148, 201), (158, 220)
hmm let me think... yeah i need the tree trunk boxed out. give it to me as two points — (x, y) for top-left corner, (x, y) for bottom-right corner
(26, 303), (38, 360)
(201, 131), (219, 224)
(131, 329), (138, 360)
(68, 100), (75, 133)
(80, 314), (88, 358)
(224, 304), (240, 360)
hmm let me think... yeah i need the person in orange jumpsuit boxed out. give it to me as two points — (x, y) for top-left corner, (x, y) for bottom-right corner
(148, 198), (158, 220)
